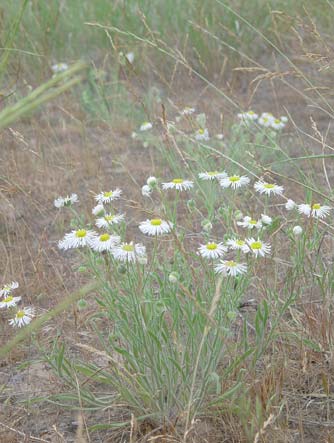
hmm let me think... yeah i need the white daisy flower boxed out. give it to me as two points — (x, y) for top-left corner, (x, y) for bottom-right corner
(226, 238), (250, 253)
(0, 295), (21, 309)
(58, 229), (97, 250)
(198, 171), (227, 181)
(54, 193), (79, 208)
(92, 204), (105, 217)
(285, 199), (296, 210)
(254, 181), (284, 196)
(90, 233), (121, 252)
(162, 179), (194, 191)
(281, 116), (288, 123)
(95, 189), (122, 204)
(261, 214), (272, 225)
(237, 216), (262, 230)
(9, 307), (35, 328)
(298, 203), (331, 219)
(198, 242), (227, 259)
(142, 185), (152, 197)
(180, 106), (195, 115)
(237, 110), (258, 122)
(95, 213), (125, 229)
(246, 238), (271, 257)
(51, 62), (68, 73)
(0, 281), (19, 297)
(271, 118), (286, 130)
(258, 112), (275, 127)
(139, 218), (173, 236)
(214, 260), (248, 276)
(220, 175), (250, 190)
(311, 203), (331, 219)
(140, 121), (153, 131)
(297, 204), (311, 217)
(195, 128), (210, 141)
(112, 242), (146, 263)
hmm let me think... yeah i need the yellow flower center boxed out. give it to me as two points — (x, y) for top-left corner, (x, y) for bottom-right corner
(264, 184), (275, 189)
(198, 129), (204, 134)
(312, 203), (321, 210)
(226, 260), (237, 267)
(105, 215), (115, 222)
(99, 234), (110, 242)
(229, 175), (240, 182)
(122, 244), (134, 252)
(208, 171), (219, 176)
(16, 310), (25, 319)
(274, 119), (280, 124)
(3, 296), (13, 303)
(263, 117), (268, 122)
(172, 178), (184, 184)
(236, 240), (245, 246)
(75, 229), (87, 238)
(248, 111), (255, 115)
(206, 242), (217, 250)
(249, 219), (257, 225)
(103, 191), (113, 198)
(251, 241), (262, 250)
(150, 219), (162, 226)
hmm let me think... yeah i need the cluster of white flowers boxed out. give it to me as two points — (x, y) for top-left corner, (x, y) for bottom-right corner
(51, 62), (69, 74)
(237, 110), (288, 130)
(57, 186), (151, 264)
(284, 199), (331, 219)
(54, 193), (79, 208)
(0, 282), (35, 327)
(142, 176), (158, 197)
(56, 156), (331, 291)
(226, 213), (272, 232)
(198, 235), (271, 277)
(180, 106), (195, 116)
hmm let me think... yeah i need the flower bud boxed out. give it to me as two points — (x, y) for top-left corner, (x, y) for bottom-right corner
(261, 214), (272, 225)
(201, 219), (213, 232)
(137, 255), (148, 265)
(285, 199), (296, 211)
(293, 225), (303, 236)
(142, 185), (152, 197)
(168, 271), (179, 283)
(147, 176), (157, 188)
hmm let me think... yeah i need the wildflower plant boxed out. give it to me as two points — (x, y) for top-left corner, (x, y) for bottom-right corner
(0, 281), (35, 328)
(43, 104), (332, 438)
